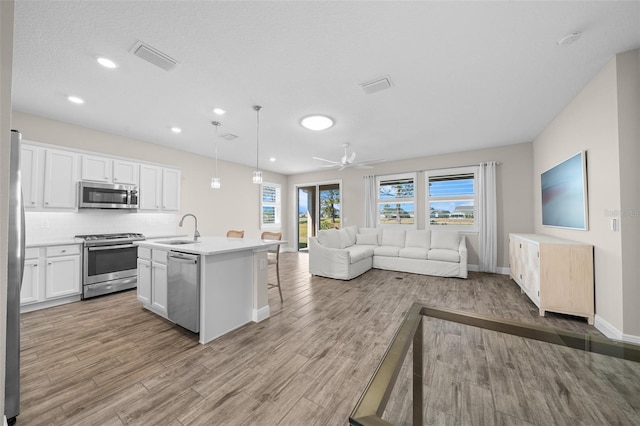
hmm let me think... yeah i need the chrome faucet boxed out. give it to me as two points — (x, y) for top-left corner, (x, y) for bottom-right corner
(179, 213), (200, 241)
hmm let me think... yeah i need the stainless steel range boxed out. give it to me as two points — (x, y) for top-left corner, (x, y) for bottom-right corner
(75, 233), (145, 299)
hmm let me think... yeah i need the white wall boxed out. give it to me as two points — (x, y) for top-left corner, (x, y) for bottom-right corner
(287, 142), (534, 268)
(12, 112), (288, 241)
(533, 49), (640, 339)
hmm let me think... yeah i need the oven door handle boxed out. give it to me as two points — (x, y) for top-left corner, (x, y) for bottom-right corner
(87, 243), (137, 251)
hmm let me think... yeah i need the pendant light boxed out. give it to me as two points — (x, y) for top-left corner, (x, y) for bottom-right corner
(252, 105), (263, 184)
(211, 121), (221, 189)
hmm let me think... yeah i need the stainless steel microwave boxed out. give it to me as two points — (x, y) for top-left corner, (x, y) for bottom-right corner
(78, 181), (139, 209)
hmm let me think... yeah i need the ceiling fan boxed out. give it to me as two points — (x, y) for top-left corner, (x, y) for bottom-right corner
(313, 143), (385, 171)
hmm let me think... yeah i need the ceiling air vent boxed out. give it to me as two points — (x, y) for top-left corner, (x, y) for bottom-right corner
(221, 133), (238, 141)
(130, 41), (179, 71)
(360, 76), (393, 95)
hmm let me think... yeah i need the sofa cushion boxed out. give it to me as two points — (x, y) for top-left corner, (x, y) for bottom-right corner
(431, 231), (460, 251)
(405, 230), (431, 250)
(399, 247), (428, 260)
(338, 229), (353, 248)
(381, 229), (406, 247)
(356, 233), (379, 246)
(346, 245), (375, 263)
(317, 229), (341, 249)
(343, 226), (358, 246)
(428, 248), (460, 263)
(374, 246), (400, 257)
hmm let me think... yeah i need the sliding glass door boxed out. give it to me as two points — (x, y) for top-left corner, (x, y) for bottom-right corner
(297, 182), (341, 251)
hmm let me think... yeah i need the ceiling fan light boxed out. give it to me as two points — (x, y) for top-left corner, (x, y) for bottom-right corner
(300, 115), (334, 131)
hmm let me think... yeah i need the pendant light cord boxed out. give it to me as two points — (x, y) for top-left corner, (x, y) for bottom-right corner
(255, 105), (261, 172)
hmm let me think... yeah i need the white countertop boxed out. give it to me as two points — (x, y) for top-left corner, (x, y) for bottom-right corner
(135, 236), (285, 256)
(26, 239), (82, 248)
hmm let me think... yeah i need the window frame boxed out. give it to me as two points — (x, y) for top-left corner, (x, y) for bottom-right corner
(260, 182), (281, 230)
(376, 172), (417, 229)
(425, 166), (478, 232)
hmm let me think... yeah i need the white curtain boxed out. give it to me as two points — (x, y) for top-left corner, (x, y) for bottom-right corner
(363, 175), (377, 228)
(478, 162), (498, 273)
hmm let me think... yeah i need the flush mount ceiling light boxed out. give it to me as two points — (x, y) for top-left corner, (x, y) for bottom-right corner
(97, 57), (118, 69)
(211, 121), (222, 189)
(213, 107), (226, 115)
(253, 105), (263, 184)
(170, 127), (182, 134)
(557, 31), (582, 46)
(300, 115), (334, 131)
(67, 96), (85, 104)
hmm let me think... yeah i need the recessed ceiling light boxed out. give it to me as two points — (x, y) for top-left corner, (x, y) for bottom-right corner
(213, 107), (226, 115)
(67, 96), (85, 104)
(97, 57), (118, 69)
(557, 31), (582, 46)
(170, 127), (182, 134)
(300, 115), (334, 131)
(269, 157), (276, 162)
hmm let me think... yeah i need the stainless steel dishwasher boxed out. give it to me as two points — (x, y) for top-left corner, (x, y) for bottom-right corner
(167, 251), (200, 333)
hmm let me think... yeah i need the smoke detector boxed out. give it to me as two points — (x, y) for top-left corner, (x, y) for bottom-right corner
(557, 31), (582, 46)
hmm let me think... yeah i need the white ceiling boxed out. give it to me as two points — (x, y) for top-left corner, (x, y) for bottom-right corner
(11, 1), (640, 175)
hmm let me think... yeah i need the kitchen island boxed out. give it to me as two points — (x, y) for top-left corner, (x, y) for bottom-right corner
(135, 236), (285, 344)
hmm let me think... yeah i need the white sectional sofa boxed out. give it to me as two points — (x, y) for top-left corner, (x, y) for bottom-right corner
(308, 226), (467, 280)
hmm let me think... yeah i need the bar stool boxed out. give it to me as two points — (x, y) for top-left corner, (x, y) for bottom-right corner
(226, 230), (244, 238)
(261, 231), (282, 302)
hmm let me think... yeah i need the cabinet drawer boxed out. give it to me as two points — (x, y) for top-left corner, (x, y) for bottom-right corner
(138, 247), (152, 260)
(25, 247), (39, 260)
(45, 244), (81, 257)
(152, 250), (168, 264)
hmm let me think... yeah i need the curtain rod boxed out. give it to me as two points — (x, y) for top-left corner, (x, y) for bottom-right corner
(362, 161), (501, 177)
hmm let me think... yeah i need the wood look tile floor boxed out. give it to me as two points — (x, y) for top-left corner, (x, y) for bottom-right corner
(19, 253), (638, 425)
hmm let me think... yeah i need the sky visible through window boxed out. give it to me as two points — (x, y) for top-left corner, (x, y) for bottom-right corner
(429, 177), (475, 215)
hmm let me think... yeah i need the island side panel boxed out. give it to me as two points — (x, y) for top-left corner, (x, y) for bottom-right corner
(199, 250), (254, 344)
(253, 249), (270, 322)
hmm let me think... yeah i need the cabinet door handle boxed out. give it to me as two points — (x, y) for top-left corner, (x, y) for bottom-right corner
(32, 264), (37, 267)
(31, 201), (35, 205)
(61, 250), (66, 253)
(48, 262), (52, 265)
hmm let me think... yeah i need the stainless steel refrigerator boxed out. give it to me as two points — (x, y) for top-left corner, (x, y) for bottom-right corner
(5, 129), (23, 425)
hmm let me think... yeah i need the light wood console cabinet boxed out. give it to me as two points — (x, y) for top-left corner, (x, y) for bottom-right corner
(509, 233), (594, 325)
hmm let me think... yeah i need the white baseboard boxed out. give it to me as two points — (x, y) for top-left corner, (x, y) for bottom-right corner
(252, 305), (270, 322)
(468, 264), (510, 275)
(595, 315), (623, 340)
(622, 332), (640, 345)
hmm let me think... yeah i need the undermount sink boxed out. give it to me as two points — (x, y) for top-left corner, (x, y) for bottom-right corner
(156, 240), (201, 245)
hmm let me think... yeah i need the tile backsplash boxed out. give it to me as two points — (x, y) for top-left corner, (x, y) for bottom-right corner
(25, 211), (178, 243)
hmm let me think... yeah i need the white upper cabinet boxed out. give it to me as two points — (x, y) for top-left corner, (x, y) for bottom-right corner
(162, 168), (181, 211)
(21, 144), (40, 209)
(43, 148), (78, 209)
(113, 159), (139, 185)
(139, 165), (180, 211)
(139, 164), (162, 211)
(81, 155), (112, 183)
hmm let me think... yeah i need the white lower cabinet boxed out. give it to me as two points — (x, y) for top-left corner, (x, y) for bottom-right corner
(137, 258), (152, 305)
(151, 262), (168, 315)
(137, 247), (168, 318)
(20, 244), (82, 312)
(20, 258), (40, 304)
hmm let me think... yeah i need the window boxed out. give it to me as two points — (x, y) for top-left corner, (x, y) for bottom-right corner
(426, 166), (478, 231)
(261, 182), (281, 229)
(377, 173), (416, 227)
